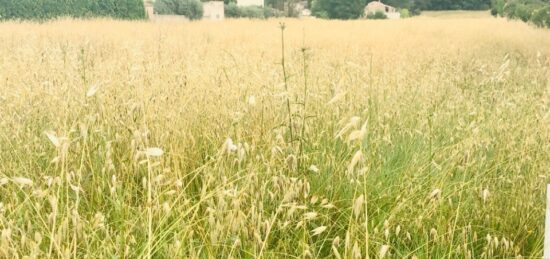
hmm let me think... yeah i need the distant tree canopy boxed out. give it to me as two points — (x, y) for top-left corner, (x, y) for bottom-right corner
(312, 0), (366, 19)
(310, 0), (493, 19)
(224, 2), (283, 18)
(263, 0), (304, 16)
(0, 0), (146, 20)
(420, 0), (491, 10)
(388, 0), (491, 12)
(492, 0), (550, 27)
(154, 0), (203, 20)
(366, 10), (388, 18)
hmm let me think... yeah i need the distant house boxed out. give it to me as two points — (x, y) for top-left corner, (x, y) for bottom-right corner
(144, 0), (154, 18)
(364, 1), (401, 19)
(203, 1), (224, 20)
(237, 0), (264, 7)
(294, 1), (311, 17)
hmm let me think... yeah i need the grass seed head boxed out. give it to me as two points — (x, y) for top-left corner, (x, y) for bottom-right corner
(311, 226), (327, 236)
(144, 147), (164, 157)
(379, 245), (390, 258)
(86, 85), (99, 97)
(12, 177), (33, 186)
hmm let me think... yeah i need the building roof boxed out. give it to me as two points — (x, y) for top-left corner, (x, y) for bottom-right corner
(366, 1), (395, 8)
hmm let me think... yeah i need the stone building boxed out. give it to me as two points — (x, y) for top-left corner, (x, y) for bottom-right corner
(364, 1), (401, 19)
(203, 1), (225, 20)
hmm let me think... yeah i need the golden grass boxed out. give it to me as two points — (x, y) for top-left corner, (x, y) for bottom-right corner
(0, 16), (550, 258)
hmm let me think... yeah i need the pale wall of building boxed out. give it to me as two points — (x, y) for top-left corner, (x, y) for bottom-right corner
(203, 1), (225, 20)
(364, 1), (401, 19)
(365, 2), (396, 13)
(144, 1), (154, 18)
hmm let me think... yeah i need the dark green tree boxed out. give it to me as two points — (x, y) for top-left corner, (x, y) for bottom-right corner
(0, 0), (146, 20)
(154, 0), (203, 20)
(532, 5), (550, 27)
(366, 10), (388, 18)
(409, 0), (491, 11)
(312, 0), (366, 19)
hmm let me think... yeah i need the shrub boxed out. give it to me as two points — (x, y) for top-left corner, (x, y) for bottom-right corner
(366, 10), (388, 19)
(491, 0), (506, 16)
(224, 3), (240, 17)
(240, 6), (264, 18)
(154, 0), (203, 20)
(496, 0), (550, 27)
(532, 6), (550, 27)
(263, 7), (284, 18)
(312, 0), (366, 20)
(224, 3), (281, 19)
(0, 0), (146, 21)
(400, 8), (410, 18)
(514, 4), (538, 22)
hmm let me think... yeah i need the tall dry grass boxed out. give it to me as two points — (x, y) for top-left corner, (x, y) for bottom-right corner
(0, 16), (550, 258)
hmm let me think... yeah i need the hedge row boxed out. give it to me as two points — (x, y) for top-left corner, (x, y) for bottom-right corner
(0, 0), (146, 20)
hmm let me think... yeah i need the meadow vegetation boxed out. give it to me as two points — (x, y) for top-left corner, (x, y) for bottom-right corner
(0, 14), (550, 258)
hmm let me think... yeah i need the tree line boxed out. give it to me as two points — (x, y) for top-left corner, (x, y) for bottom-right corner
(410, 0), (491, 11)
(0, 0), (146, 20)
(308, 0), (492, 19)
(0, 0), (548, 27)
(149, 0), (550, 26)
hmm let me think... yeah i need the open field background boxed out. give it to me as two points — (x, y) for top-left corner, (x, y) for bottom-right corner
(1, 14), (550, 258)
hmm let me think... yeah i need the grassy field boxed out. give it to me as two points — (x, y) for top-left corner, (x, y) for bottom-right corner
(0, 14), (550, 258)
